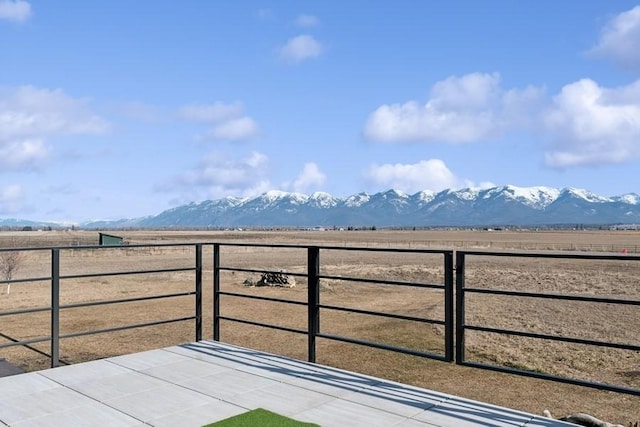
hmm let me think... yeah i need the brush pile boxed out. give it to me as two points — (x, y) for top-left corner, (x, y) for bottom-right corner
(256, 271), (296, 288)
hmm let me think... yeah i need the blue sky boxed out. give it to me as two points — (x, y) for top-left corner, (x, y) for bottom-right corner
(1, 1), (640, 222)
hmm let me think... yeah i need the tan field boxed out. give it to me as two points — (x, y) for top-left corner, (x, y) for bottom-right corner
(1, 229), (639, 425)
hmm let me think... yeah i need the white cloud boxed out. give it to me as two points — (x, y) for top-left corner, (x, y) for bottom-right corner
(364, 159), (489, 193)
(291, 162), (326, 193)
(364, 71), (640, 170)
(0, 85), (108, 172)
(364, 72), (543, 143)
(279, 35), (323, 63)
(296, 14), (319, 28)
(430, 72), (502, 110)
(178, 101), (259, 142)
(543, 78), (640, 168)
(0, 86), (109, 139)
(0, 184), (24, 214)
(0, 138), (49, 170)
(244, 151), (268, 168)
(207, 117), (259, 141)
(0, 0), (31, 23)
(588, 6), (640, 71)
(159, 151), (271, 199)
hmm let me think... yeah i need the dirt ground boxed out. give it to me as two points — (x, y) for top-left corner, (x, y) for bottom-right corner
(0, 229), (639, 425)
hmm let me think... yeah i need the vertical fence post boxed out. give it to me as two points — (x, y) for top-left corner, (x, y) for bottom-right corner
(195, 244), (202, 342)
(51, 249), (60, 368)
(213, 243), (220, 341)
(443, 251), (454, 362)
(455, 251), (466, 364)
(307, 246), (320, 363)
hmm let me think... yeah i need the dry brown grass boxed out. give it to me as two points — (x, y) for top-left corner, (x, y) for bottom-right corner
(1, 229), (639, 424)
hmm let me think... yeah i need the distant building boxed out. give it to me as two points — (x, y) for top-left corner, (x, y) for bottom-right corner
(99, 233), (124, 246)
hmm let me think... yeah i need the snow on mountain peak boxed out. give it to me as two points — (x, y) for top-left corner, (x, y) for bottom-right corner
(414, 190), (436, 203)
(309, 191), (338, 207)
(225, 196), (245, 204)
(261, 190), (308, 204)
(262, 190), (288, 200)
(615, 193), (640, 205)
(452, 188), (480, 200)
(387, 189), (408, 198)
(563, 187), (610, 203)
(501, 185), (560, 209)
(344, 192), (370, 207)
(310, 191), (333, 199)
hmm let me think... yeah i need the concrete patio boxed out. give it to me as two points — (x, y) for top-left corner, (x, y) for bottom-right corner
(0, 340), (572, 426)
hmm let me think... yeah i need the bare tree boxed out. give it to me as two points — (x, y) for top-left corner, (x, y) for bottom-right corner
(0, 243), (22, 295)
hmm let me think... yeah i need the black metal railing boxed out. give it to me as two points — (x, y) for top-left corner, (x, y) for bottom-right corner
(1, 241), (639, 398)
(0, 243), (202, 367)
(212, 243), (454, 363)
(455, 250), (640, 397)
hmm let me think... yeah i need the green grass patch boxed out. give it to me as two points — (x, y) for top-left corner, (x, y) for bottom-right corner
(204, 408), (319, 427)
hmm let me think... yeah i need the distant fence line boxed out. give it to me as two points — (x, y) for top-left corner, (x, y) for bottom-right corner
(0, 235), (97, 247)
(332, 240), (639, 253)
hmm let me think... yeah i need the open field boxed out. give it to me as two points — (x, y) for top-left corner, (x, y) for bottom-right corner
(1, 229), (639, 424)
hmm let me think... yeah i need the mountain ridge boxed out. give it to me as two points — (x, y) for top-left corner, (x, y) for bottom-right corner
(2, 185), (639, 229)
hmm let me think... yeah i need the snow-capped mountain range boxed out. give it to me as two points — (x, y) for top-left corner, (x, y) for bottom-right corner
(84, 185), (640, 228)
(2, 185), (639, 229)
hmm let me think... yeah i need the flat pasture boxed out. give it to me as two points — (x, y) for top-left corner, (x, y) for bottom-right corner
(0, 229), (639, 424)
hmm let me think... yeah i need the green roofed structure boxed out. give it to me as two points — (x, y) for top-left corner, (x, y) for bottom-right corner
(98, 233), (124, 246)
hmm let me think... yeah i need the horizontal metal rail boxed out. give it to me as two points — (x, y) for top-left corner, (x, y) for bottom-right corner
(217, 315), (306, 336)
(463, 287), (640, 306)
(0, 276), (50, 285)
(0, 267), (195, 284)
(205, 242), (306, 249)
(59, 291), (195, 311)
(217, 291), (307, 306)
(319, 303), (446, 326)
(0, 247), (49, 252)
(319, 245), (451, 254)
(209, 242), (447, 254)
(59, 316), (195, 340)
(465, 325), (640, 351)
(0, 332), (68, 365)
(317, 332), (448, 361)
(0, 335), (52, 349)
(59, 266), (195, 281)
(51, 242), (198, 251)
(459, 249), (640, 261)
(0, 305), (51, 317)
(459, 360), (640, 396)
(318, 273), (445, 289)
(0, 317), (196, 350)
